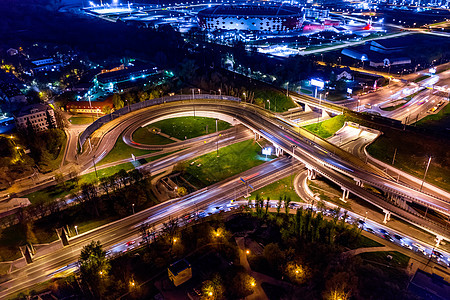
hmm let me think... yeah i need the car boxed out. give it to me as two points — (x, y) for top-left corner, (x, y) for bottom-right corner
(379, 228), (388, 235)
(432, 250), (443, 259)
(383, 234), (393, 242)
(393, 234), (402, 241)
(403, 243), (413, 250)
(358, 219), (365, 225)
(126, 240), (136, 247)
(366, 228), (375, 234)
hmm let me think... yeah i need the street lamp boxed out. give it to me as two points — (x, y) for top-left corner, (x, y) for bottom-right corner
(75, 225), (78, 235)
(132, 203), (135, 214)
(266, 99), (270, 111)
(420, 156), (432, 192)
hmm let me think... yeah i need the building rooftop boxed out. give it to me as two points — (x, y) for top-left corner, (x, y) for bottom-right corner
(16, 103), (50, 117)
(408, 269), (450, 300)
(168, 259), (191, 276)
(199, 4), (301, 17)
(96, 65), (158, 85)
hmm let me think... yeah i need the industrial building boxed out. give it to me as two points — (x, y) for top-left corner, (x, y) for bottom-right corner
(198, 4), (303, 32)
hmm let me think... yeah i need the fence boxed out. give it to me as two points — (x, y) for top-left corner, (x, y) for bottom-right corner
(79, 94), (241, 149)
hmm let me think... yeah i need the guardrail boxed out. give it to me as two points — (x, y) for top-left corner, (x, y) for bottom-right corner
(79, 94), (241, 149)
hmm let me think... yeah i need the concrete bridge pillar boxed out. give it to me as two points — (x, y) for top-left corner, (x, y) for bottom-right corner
(307, 168), (317, 180)
(275, 147), (283, 157)
(340, 188), (349, 203)
(254, 132), (261, 140)
(383, 210), (391, 224)
(304, 104), (313, 113)
(354, 179), (363, 187)
(322, 109), (331, 119)
(435, 235), (443, 247)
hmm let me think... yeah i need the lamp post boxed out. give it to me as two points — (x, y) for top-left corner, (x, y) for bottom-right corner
(420, 156), (432, 192)
(267, 99), (270, 111)
(74, 225), (78, 235)
(132, 203), (135, 214)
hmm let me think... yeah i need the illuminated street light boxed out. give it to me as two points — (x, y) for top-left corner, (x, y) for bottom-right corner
(246, 250), (250, 254)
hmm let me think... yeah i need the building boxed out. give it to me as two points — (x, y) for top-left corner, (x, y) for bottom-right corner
(369, 40), (408, 54)
(15, 103), (56, 132)
(408, 269), (450, 300)
(66, 97), (113, 115)
(31, 57), (63, 73)
(0, 82), (27, 104)
(0, 70), (27, 105)
(198, 4), (303, 32)
(94, 64), (159, 92)
(168, 259), (192, 287)
(304, 8), (329, 20)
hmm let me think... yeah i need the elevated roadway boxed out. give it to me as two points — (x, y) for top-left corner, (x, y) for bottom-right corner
(76, 99), (450, 238)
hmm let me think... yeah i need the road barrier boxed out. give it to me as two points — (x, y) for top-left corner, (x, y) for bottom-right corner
(79, 94), (241, 149)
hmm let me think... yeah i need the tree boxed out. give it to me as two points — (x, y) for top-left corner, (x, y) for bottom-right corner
(112, 94), (124, 109)
(46, 109), (56, 129)
(284, 195), (291, 215)
(79, 241), (110, 297)
(102, 105), (112, 115)
(201, 274), (225, 300)
(276, 198), (282, 216)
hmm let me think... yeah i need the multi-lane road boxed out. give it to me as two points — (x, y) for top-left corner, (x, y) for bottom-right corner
(0, 157), (301, 298)
(1, 97), (450, 297)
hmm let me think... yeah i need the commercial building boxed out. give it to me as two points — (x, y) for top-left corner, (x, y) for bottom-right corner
(94, 64), (159, 92)
(341, 39), (411, 68)
(198, 4), (303, 32)
(15, 103), (56, 132)
(168, 259), (192, 287)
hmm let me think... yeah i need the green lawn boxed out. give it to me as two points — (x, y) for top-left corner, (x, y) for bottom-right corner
(249, 175), (302, 202)
(359, 251), (410, 269)
(254, 89), (296, 112)
(413, 75), (430, 83)
(352, 235), (383, 249)
(132, 127), (174, 145)
(380, 102), (407, 112)
(303, 115), (346, 139)
(149, 117), (231, 141)
(367, 133), (450, 191)
(79, 162), (135, 185)
(181, 139), (266, 188)
(37, 131), (68, 173)
(97, 135), (155, 166)
(68, 116), (98, 125)
(415, 102), (450, 130)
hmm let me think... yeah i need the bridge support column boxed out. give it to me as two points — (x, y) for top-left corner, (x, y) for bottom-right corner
(307, 168), (317, 180)
(304, 104), (313, 113)
(354, 179), (363, 187)
(254, 132), (261, 140)
(340, 188), (349, 203)
(435, 235), (443, 247)
(275, 147), (283, 157)
(383, 210), (391, 224)
(322, 109), (331, 119)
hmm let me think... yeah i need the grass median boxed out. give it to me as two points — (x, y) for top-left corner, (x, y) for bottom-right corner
(97, 136), (155, 166)
(141, 116), (232, 141)
(249, 175), (302, 202)
(180, 139), (266, 188)
(303, 115), (346, 139)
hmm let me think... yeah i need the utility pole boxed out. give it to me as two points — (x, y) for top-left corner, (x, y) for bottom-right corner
(420, 156), (432, 192)
(216, 118), (219, 157)
(392, 148), (397, 166)
(92, 155), (98, 179)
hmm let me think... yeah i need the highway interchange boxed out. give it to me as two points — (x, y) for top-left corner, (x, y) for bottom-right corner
(1, 97), (450, 298)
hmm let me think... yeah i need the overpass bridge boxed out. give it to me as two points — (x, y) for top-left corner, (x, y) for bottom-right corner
(79, 96), (450, 240)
